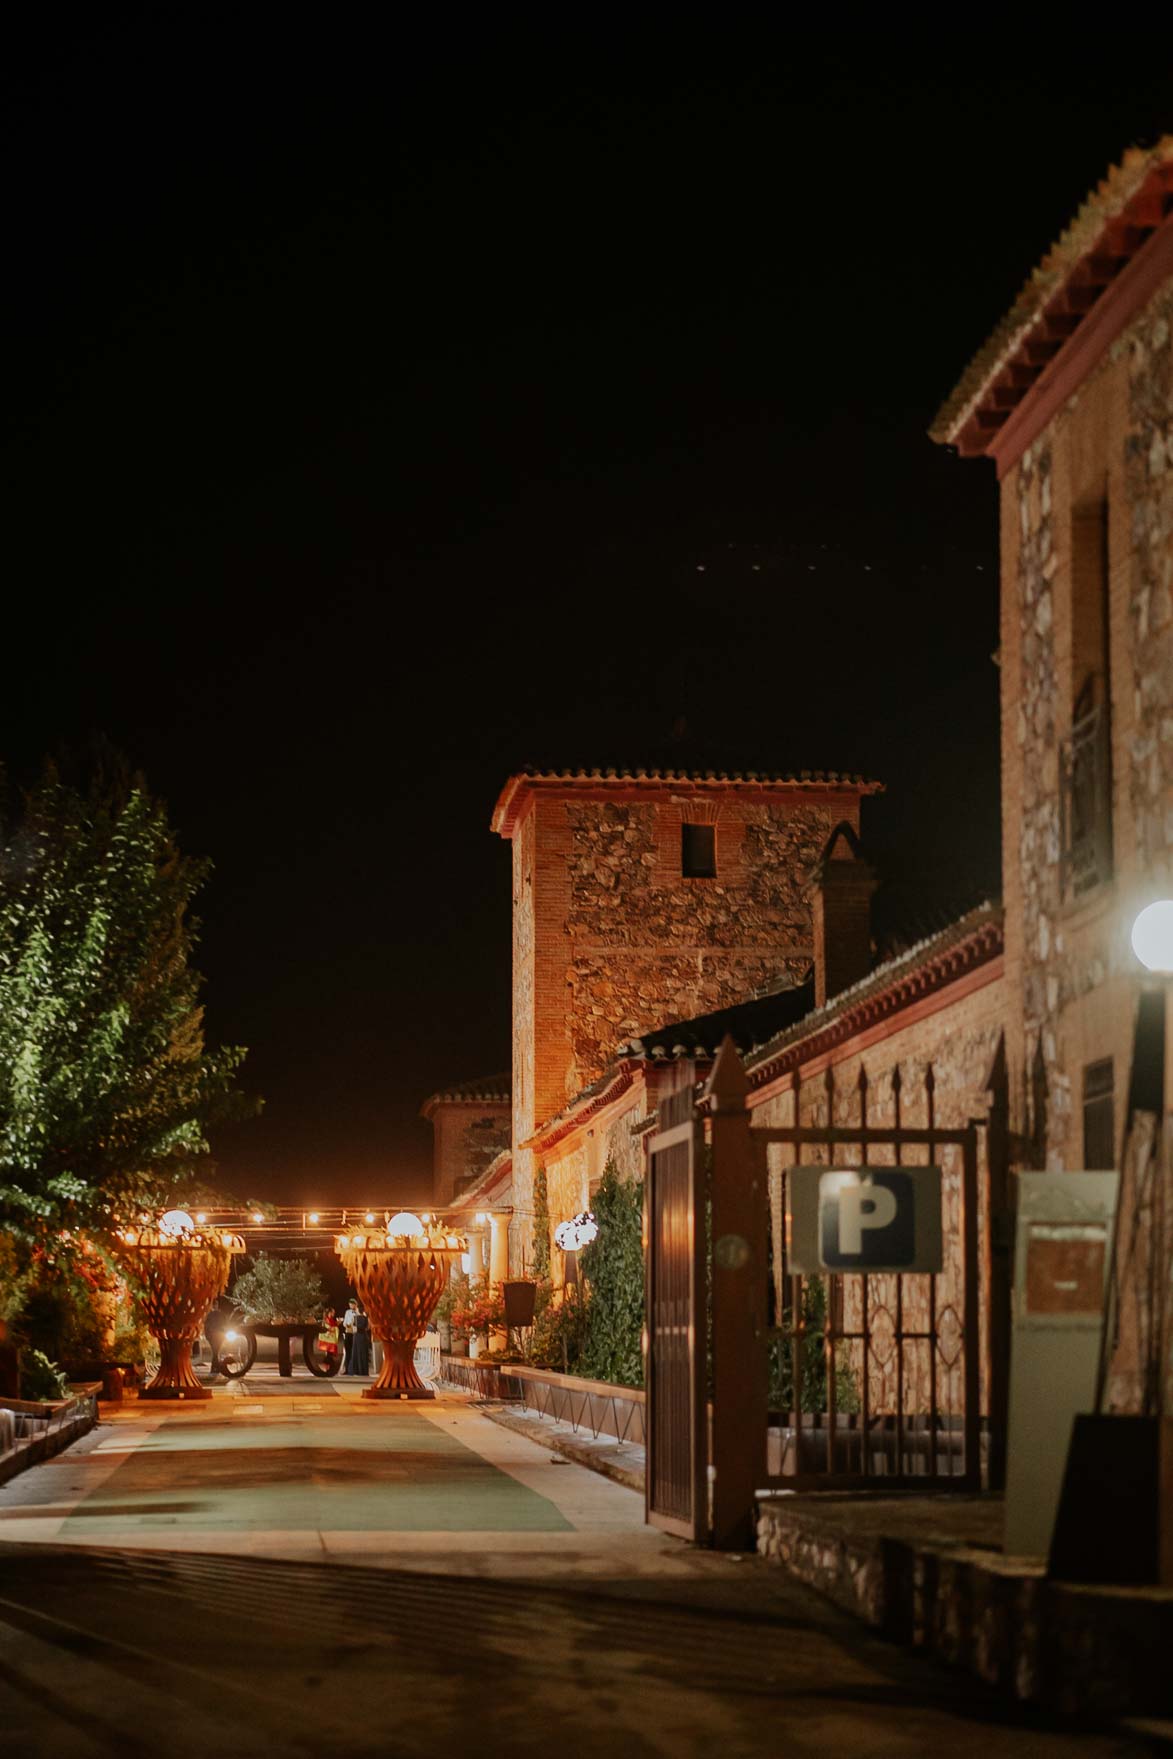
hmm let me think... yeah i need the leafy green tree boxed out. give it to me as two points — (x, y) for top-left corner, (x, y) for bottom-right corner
(578, 1161), (644, 1387)
(231, 1255), (323, 1323)
(0, 758), (256, 1273)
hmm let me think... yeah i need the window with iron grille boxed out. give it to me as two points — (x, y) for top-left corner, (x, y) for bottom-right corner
(1061, 497), (1113, 899)
(1060, 705), (1113, 898)
(1082, 1058), (1115, 1170)
(681, 822), (716, 878)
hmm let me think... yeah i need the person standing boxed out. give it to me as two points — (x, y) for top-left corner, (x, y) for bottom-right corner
(351, 1304), (371, 1377)
(342, 1298), (359, 1374)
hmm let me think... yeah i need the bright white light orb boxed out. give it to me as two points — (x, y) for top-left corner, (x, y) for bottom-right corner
(386, 1211), (424, 1237)
(554, 1210), (598, 1252)
(252, 1212), (264, 1223)
(159, 1209), (195, 1238)
(195, 1212), (207, 1224)
(308, 1212), (320, 1224)
(1131, 900), (1173, 974)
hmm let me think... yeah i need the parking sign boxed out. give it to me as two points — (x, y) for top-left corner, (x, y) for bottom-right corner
(787, 1165), (943, 1275)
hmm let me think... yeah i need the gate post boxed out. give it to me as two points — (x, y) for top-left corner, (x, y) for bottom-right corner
(706, 1036), (768, 1549)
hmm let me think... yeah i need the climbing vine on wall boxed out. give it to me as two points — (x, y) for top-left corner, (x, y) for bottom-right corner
(532, 1165), (550, 1280)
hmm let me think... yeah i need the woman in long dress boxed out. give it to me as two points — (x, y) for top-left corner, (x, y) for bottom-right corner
(351, 1305), (371, 1376)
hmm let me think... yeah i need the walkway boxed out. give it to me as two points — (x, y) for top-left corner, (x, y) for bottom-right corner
(0, 1371), (1156, 1756)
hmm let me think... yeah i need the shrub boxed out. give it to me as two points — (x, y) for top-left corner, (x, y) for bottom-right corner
(578, 1161), (643, 1388)
(527, 1281), (587, 1373)
(20, 1348), (69, 1401)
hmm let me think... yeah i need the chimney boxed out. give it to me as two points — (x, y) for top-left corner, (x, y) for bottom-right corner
(809, 823), (876, 1008)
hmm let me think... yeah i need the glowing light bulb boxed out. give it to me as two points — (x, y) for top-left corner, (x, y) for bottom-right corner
(386, 1211), (423, 1236)
(1132, 900), (1173, 974)
(252, 1212), (264, 1223)
(364, 1212), (375, 1224)
(195, 1212), (207, 1224)
(159, 1209), (195, 1238)
(308, 1212), (320, 1224)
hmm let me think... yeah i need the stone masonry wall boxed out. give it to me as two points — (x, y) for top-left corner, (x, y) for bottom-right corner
(563, 797), (836, 1098)
(1001, 278), (1173, 1168)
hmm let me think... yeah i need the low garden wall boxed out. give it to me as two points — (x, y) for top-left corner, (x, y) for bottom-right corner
(438, 1357), (646, 1446)
(508, 1366), (645, 1445)
(0, 1385), (100, 1487)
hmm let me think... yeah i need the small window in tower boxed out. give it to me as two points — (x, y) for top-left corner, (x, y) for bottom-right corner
(1082, 1058), (1115, 1170)
(681, 822), (717, 878)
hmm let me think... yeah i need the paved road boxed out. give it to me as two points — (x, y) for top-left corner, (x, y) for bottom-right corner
(0, 1378), (1156, 1757)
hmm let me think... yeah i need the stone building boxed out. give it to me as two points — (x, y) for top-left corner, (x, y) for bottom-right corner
(489, 765), (880, 1260)
(931, 137), (1173, 1177)
(419, 1074), (510, 1209)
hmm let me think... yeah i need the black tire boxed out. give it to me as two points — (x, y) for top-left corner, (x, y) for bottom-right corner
(303, 1336), (342, 1378)
(218, 1333), (256, 1379)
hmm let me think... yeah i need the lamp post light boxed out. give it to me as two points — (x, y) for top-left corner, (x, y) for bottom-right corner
(117, 1211), (244, 1400)
(553, 1210), (598, 1286)
(1130, 899), (1173, 1586)
(335, 1212), (465, 1400)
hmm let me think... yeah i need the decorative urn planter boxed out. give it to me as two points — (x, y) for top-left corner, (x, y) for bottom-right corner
(116, 1212), (244, 1400)
(335, 1213), (465, 1400)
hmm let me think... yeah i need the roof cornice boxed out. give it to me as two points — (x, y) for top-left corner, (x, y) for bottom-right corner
(745, 906), (1004, 1090)
(491, 766), (883, 838)
(932, 141), (1173, 463)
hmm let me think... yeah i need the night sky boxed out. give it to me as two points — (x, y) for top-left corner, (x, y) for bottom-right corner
(4, 19), (1169, 1204)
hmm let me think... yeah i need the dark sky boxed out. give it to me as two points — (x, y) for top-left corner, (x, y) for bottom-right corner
(4, 19), (1169, 1204)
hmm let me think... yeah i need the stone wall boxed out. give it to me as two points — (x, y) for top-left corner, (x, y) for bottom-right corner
(1000, 280), (1173, 1173)
(563, 796), (834, 1099)
(429, 1102), (511, 1208)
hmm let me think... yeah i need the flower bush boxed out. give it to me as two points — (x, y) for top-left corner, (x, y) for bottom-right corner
(449, 1280), (504, 1338)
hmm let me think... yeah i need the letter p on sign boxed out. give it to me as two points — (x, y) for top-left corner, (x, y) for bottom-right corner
(818, 1171), (916, 1270)
(835, 1181), (898, 1255)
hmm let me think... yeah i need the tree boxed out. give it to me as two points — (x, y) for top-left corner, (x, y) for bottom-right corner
(231, 1255), (323, 1323)
(0, 757), (256, 1273)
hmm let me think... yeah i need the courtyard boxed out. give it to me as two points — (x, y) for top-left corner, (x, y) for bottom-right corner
(0, 1372), (1159, 1757)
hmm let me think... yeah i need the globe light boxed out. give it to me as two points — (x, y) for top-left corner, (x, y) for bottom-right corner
(252, 1212), (264, 1223)
(308, 1212), (320, 1224)
(365, 1212), (376, 1224)
(554, 1210), (598, 1252)
(195, 1212), (208, 1224)
(159, 1209), (195, 1239)
(1131, 900), (1173, 975)
(386, 1211), (424, 1237)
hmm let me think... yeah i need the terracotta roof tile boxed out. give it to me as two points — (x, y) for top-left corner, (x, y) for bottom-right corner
(932, 138), (1173, 451)
(420, 1072), (511, 1118)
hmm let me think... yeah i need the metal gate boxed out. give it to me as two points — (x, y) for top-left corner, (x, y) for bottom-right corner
(644, 1072), (706, 1539)
(754, 1058), (983, 1492)
(642, 1038), (1006, 1545)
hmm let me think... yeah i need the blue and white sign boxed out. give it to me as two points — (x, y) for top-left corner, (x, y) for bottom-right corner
(787, 1166), (943, 1276)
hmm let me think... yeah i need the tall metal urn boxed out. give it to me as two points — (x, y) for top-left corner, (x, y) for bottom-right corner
(118, 1212), (243, 1400)
(336, 1214), (465, 1400)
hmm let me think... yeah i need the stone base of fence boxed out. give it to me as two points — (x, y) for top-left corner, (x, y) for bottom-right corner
(756, 1492), (1173, 1719)
(0, 1385), (100, 1488)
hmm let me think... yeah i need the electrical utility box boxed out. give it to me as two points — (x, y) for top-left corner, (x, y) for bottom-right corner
(1004, 1171), (1117, 1558)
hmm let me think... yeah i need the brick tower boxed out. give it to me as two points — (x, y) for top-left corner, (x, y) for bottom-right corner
(490, 765), (880, 1254)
